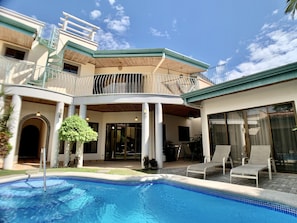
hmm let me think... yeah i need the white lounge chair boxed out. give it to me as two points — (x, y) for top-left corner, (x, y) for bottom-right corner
(230, 145), (272, 187)
(186, 145), (231, 179)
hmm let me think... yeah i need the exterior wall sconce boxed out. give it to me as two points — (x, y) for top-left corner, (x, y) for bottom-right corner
(118, 62), (123, 71)
(135, 116), (138, 121)
(86, 116), (90, 121)
(36, 112), (41, 117)
(58, 109), (62, 118)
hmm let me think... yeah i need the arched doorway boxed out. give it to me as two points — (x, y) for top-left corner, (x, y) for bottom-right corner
(19, 125), (39, 159)
(18, 115), (50, 162)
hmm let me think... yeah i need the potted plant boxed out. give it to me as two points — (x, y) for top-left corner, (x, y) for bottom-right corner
(143, 156), (149, 170)
(149, 158), (158, 170)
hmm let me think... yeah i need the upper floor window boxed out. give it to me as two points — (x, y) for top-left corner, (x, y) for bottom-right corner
(63, 63), (79, 74)
(5, 47), (25, 60)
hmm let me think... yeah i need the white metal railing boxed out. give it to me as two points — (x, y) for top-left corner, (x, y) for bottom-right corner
(59, 12), (99, 41)
(0, 56), (204, 96)
(0, 56), (35, 85)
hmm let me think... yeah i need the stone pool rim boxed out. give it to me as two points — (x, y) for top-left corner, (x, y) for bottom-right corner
(1, 172), (297, 211)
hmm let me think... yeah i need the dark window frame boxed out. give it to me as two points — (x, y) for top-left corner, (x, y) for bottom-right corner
(5, 47), (26, 60)
(63, 63), (79, 74)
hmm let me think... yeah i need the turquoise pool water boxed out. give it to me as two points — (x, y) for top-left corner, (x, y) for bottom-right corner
(0, 177), (296, 223)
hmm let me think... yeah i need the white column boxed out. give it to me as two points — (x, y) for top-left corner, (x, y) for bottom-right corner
(155, 103), (163, 168)
(200, 104), (210, 161)
(4, 95), (22, 170)
(50, 102), (64, 167)
(79, 104), (87, 119)
(68, 104), (75, 116)
(141, 102), (149, 168)
(76, 104), (86, 168)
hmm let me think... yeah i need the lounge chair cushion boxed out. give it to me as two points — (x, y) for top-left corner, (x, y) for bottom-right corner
(230, 164), (267, 176)
(186, 145), (231, 179)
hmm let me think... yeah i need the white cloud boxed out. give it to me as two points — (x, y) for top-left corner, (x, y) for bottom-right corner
(104, 15), (130, 33)
(219, 18), (297, 82)
(95, 0), (100, 7)
(103, 3), (130, 33)
(272, 9), (278, 15)
(95, 29), (130, 49)
(150, 27), (170, 38)
(108, 0), (115, 6)
(115, 4), (125, 16)
(215, 58), (231, 75)
(90, 10), (102, 20)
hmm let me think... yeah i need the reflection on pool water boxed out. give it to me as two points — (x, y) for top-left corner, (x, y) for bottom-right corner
(0, 177), (296, 223)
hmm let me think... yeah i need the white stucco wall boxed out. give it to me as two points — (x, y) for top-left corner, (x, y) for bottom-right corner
(164, 114), (201, 144)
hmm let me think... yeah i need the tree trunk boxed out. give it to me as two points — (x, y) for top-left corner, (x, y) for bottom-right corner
(76, 141), (84, 168)
(64, 141), (72, 167)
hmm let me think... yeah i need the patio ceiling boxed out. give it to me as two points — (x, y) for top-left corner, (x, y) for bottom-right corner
(64, 49), (205, 74)
(64, 44), (209, 75)
(0, 25), (35, 49)
(23, 97), (200, 118)
(93, 56), (205, 74)
(0, 12), (39, 49)
(88, 103), (200, 118)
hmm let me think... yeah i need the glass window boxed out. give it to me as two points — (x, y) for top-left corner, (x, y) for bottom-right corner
(63, 63), (79, 74)
(5, 47), (25, 60)
(227, 111), (245, 163)
(246, 107), (271, 148)
(208, 113), (228, 154)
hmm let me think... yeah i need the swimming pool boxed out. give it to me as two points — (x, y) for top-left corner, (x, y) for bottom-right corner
(0, 173), (296, 223)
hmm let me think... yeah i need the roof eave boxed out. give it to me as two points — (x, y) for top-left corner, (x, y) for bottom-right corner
(182, 61), (297, 103)
(93, 48), (209, 70)
(0, 15), (37, 36)
(65, 41), (94, 57)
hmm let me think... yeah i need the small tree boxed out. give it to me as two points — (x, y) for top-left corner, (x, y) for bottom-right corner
(59, 115), (97, 167)
(0, 85), (13, 165)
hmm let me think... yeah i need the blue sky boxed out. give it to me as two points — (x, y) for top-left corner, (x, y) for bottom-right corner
(2, 0), (297, 82)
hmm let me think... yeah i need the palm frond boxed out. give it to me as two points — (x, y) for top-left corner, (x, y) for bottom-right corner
(285, 0), (297, 18)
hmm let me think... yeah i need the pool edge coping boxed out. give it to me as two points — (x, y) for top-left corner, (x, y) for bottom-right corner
(1, 172), (297, 210)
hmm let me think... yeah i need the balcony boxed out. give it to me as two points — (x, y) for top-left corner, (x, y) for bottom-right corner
(0, 56), (208, 97)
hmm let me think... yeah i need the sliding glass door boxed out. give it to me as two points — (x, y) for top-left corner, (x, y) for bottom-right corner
(268, 103), (297, 172)
(105, 123), (141, 160)
(208, 102), (297, 173)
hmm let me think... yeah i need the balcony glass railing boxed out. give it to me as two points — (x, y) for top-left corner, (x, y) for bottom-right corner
(0, 56), (203, 96)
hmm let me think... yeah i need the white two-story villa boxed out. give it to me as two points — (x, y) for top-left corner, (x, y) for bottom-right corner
(0, 7), (211, 169)
(1, 7), (297, 173)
